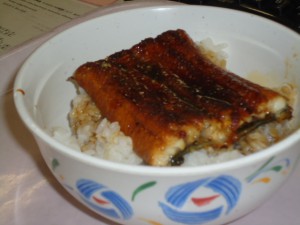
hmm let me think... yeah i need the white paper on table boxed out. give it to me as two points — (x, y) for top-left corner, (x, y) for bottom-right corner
(0, 0), (123, 56)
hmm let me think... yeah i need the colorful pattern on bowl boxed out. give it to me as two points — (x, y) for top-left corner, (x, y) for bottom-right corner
(77, 179), (133, 220)
(50, 154), (294, 225)
(158, 175), (241, 224)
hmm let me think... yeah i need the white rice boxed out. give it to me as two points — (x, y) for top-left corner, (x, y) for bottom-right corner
(51, 38), (296, 167)
(198, 38), (228, 68)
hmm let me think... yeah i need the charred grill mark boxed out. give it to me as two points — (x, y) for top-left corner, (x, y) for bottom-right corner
(108, 45), (233, 118)
(153, 30), (274, 112)
(236, 115), (276, 139)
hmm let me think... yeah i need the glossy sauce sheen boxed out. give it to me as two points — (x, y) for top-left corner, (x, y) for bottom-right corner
(73, 29), (292, 166)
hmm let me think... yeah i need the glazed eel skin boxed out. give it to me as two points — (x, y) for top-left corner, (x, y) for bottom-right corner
(73, 29), (292, 166)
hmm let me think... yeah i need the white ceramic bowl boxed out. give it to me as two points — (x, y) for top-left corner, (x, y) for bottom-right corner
(14, 2), (300, 225)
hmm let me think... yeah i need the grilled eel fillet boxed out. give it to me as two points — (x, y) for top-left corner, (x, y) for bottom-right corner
(72, 29), (292, 166)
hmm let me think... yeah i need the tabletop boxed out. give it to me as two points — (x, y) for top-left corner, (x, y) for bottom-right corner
(1, 1), (300, 225)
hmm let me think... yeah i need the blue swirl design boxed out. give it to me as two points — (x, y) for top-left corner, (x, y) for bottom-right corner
(159, 203), (223, 225)
(76, 179), (133, 220)
(159, 175), (242, 225)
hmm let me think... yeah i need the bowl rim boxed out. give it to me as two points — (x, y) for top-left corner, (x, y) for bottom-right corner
(13, 1), (300, 177)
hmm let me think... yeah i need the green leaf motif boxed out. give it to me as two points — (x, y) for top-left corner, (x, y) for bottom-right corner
(270, 165), (282, 172)
(246, 156), (275, 182)
(132, 181), (157, 201)
(51, 158), (60, 171)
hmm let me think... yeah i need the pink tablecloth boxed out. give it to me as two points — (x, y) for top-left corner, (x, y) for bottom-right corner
(1, 1), (299, 225)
